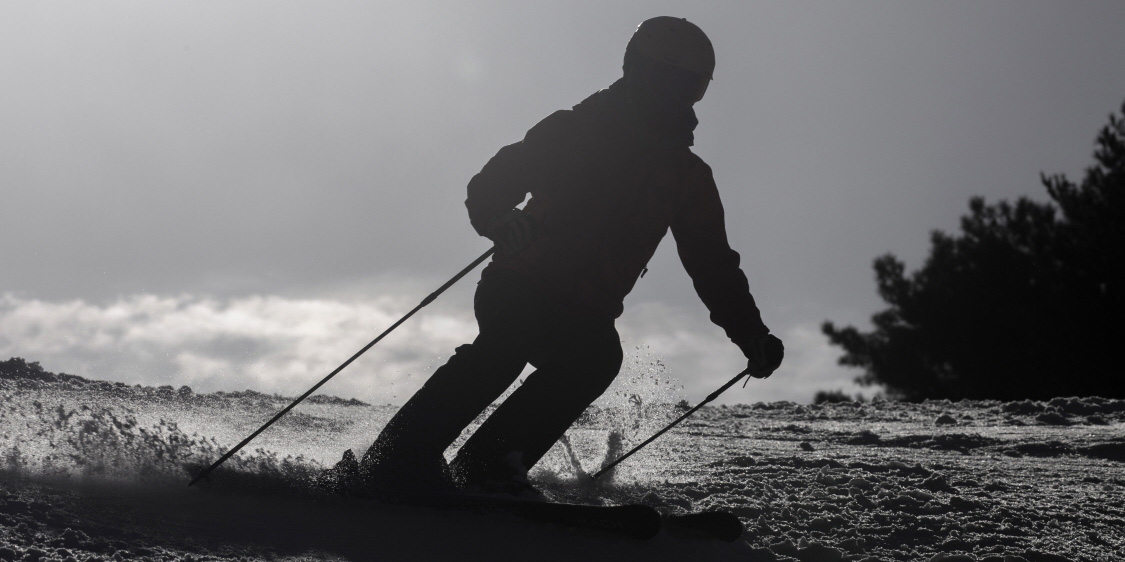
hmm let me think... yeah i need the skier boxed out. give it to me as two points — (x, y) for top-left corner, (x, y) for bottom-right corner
(352, 16), (783, 496)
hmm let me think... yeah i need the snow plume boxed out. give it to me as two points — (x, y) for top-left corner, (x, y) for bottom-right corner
(0, 292), (476, 404)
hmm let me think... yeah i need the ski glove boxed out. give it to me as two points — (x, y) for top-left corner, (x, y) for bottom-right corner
(486, 209), (537, 256)
(743, 334), (784, 379)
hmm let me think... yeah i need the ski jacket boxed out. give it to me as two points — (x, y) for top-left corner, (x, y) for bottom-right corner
(465, 80), (769, 349)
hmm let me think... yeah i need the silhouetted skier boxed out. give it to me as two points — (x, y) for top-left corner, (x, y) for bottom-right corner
(346, 17), (784, 496)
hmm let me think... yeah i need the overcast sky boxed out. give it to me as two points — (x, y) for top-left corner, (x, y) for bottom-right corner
(3, 1), (1124, 406)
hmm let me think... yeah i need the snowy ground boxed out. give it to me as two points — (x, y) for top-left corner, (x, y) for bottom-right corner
(1, 361), (1123, 562)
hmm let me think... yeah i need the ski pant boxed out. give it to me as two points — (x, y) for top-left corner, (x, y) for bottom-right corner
(362, 269), (623, 484)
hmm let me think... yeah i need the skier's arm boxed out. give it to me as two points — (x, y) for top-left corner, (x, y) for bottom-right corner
(670, 160), (770, 353)
(465, 110), (571, 236)
(466, 143), (532, 236)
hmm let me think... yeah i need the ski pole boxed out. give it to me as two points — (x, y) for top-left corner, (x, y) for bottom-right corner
(592, 367), (752, 480)
(188, 247), (495, 487)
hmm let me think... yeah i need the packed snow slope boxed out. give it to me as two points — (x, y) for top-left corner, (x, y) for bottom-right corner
(1, 359), (1123, 562)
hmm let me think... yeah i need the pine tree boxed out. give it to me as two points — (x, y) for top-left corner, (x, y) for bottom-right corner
(823, 100), (1125, 400)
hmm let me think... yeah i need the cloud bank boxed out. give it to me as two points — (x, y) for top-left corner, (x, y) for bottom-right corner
(1, 292), (866, 405)
(0, 292), (475, 403)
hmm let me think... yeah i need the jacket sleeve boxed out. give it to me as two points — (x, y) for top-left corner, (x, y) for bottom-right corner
(670, 158), (770, 351)
(465, 110), (571, 236)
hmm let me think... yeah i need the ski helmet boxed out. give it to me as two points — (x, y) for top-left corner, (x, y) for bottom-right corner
(625, 16), (715, 80)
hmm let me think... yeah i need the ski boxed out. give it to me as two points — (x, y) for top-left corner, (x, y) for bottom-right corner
(316, 450), (742, 542)
(379, 491), (663, 540)
(377, 491), (745, 542)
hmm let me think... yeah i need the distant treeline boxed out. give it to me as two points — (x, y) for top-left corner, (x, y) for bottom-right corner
(822, 99), (1125, 401)
(0, 357), (369, 407)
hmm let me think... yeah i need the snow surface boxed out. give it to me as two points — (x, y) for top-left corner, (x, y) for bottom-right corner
(1, 366), (1123, 562)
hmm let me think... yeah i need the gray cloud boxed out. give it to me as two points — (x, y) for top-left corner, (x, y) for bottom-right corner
(0, 291), (476, 401)
(3, 2), (1123, 405)
(0, 290), (864, 405)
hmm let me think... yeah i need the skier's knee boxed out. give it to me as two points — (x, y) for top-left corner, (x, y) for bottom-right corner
(574, 341), (622, 401)
(423, 344), (476, 382)
(592, 337), (623, 380)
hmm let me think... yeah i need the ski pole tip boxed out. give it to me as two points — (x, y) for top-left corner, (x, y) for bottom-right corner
(187, 469), (209, 487)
